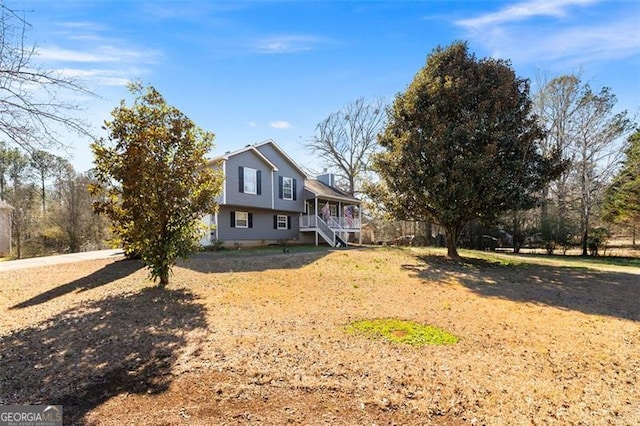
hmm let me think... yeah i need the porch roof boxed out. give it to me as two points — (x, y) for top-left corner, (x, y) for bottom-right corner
(304, 179), (360, 204)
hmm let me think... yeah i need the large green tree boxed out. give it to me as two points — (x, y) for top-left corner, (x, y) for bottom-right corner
(90, 83), (223, 286)
(372, 42), (561, 258)
(602, 129), (640, 243)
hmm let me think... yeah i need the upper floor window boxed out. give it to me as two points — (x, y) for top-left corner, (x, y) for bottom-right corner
(239, 167), (261, 195)
(283, 177), (293, 200)
(278, 176), (297, 200)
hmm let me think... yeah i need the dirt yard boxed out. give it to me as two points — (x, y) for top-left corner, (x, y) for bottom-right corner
(1, 247), (638, 425)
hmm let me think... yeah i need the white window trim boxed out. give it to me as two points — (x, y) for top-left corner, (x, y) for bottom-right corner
(282, 176), (293, 200)
(277, 214), (288, 230)
(244, 167), (257, 195)
(236, 211), (249, 228)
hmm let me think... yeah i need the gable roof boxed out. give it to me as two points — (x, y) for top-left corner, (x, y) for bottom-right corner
(304, 179), (360, 204)
(207, 143), (278, 171)
(207, 139), (307, 178)
(253, 139), (307, 178)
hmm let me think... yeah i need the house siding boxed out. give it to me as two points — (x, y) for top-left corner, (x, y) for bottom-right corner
(200, 140), (360, 248)
(216, 206), (299, 244)
(223, 151), (273, 209)
(0, 207), (11, 256)
(255, 144), (305, 213)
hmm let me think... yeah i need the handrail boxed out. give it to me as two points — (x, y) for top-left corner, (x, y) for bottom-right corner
(299, 214), (359, 247)
(316, 216), (336, 246)
(300, 215), (360, 230)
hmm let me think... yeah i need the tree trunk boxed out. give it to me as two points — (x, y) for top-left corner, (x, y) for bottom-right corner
(581, 231), (588, 256)
(159, 267), (169, 287)
(41, 175), (46, 215)
(15, 227), (21, 259)
(581, 205), (589, 256)
(444, 225), (461, 259)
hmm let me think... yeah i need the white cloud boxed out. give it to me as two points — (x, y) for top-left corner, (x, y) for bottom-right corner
(456, 0), (600, 29)
(454, 0), (640, 67)
(269, 121), (292, 129)
(248, 121), (258, 127)
(517, 18), (640, 63)
(54, 68), (133, 87)
(252, 35), (326, 54)
(37, 21), (162, 88)
(39, 45), (161, 64)
(39, 46), (120, 63)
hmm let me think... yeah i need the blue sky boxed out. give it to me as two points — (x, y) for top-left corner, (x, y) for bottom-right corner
(14, 0), (640, 173)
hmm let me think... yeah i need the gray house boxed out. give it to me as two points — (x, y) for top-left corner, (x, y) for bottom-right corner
(0, 200), (13, 257)
(200, 140), (360, 248)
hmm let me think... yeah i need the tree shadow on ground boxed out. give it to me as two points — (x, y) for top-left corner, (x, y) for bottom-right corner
(1, 287), (207, 424)
(180, 248), (332, 274)
(10, 259), (144, 310)
(405, 254), (639, 321)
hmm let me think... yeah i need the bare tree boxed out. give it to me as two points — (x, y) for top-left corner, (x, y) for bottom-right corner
(51, 167), (100, 252)
(30, 150), (66, 214)
(0, 5), (91, 152)
(307, 97), (386, 195)
(570, 86), (631, 255)
(534, 75), (631, 255)
(535, 76), (579, 206)
(4, 147), (35, 258)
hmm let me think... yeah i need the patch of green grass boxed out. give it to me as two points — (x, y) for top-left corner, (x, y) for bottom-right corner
(345, 318), (459, 346)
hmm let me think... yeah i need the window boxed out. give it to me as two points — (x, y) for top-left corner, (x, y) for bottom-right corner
(239, 167), (261, 195)
(277, 215), (288, 229)
(278, 176), (297, 200)
(329, 205), (337, 217)
(235, 211), (249, 228)
(243, 168), (257, 194)
(231, 211), (252, 228)
(274, 214), (291, 230)
(282, 177), (293, 200)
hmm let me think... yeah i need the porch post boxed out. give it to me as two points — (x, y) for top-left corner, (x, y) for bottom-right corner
(215, 211), (219, 242)
(314, 197), (319, 246)
(358, 204), (362, 244)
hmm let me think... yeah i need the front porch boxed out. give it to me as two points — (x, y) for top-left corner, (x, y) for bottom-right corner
(302, 175), (362, 247)
(300, 198), (361, 247)
(300, 214), (361, 231)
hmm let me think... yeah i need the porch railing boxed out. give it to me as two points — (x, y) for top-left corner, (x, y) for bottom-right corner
(300, 215), (360, 230)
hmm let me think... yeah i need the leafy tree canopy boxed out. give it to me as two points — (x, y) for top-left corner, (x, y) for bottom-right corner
(371, 41), (562, 258)
(602, 129), (640, 230)
(90, 83), (223, 286)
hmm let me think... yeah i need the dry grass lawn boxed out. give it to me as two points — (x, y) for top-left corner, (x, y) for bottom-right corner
(1, 246), (639, 425)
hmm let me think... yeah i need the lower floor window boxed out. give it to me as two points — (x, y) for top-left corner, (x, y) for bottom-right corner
(235, 211), (248, 228)
(277, 215), (288, 229)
